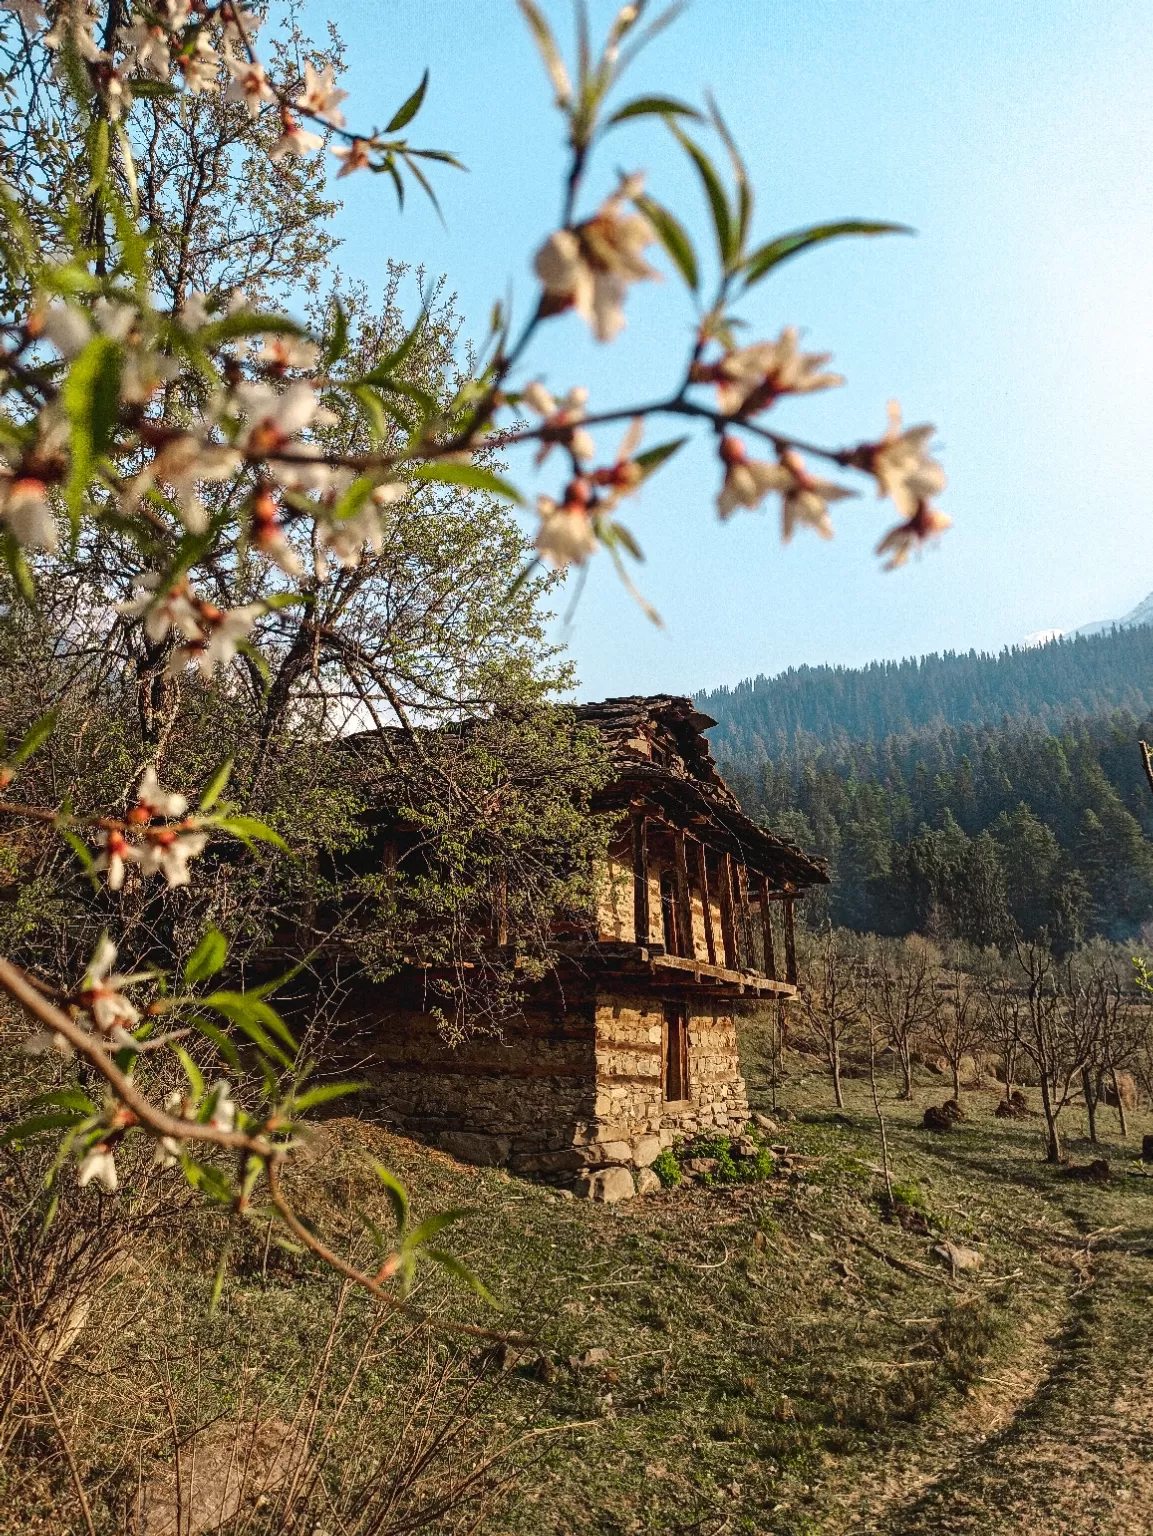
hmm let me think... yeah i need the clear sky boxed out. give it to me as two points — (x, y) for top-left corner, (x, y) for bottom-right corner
(302, 0), (1153, 701)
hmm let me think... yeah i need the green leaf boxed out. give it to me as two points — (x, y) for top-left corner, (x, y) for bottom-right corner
(330, 474), (377, 523)
(604, 95), (702, 129)
(372, 1163), (409, 1233)
(86, 118), (110, 194)
(198, 311), (308, 348)
(411, 462), (523, 505)
(11, 710), (57, 765)
(741, 220), (912, 288)
(1, 533), (36, 609)
(403, 1207), (473, 1251)
(290, 1081), (365, 1113)
(357, 309), (427, 387)
(183, 1158), (234, 1204)
(669, 124), (735, 269)
(198, 758), (233, 811)
(173, 1045), (204, 1101)
(189, 1016), (242, 1071)
(515, 0), (572, 107)
(213, 813), (288, 851)
(202, 991), (297, 1053)
(323, 298), (349, 367)
(61, 335), (122, 523)
(28, 1088), (96, 1114)
(633, 195), (697, 291)
(632, 435), (687, 482)
(424, 1248), (499, 1307)
(385, 69), (429, 133)
(185, 927), (228, 985)
(0, 1112), (88, 1147)
(59, 827), (96, 874)
(129, 77), (179, 98)
(352, 385), (389, 442)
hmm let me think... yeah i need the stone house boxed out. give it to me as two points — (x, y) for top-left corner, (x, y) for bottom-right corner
(352, 696), (827, 1195)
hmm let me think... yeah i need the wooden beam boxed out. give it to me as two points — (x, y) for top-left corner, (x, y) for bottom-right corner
(673, 831), (695, 960)
(758, 874), (777, 980)
(735, 863), (756, 972)
(783, 896), (797, 984)
(719, 853), (739, 969)
(632, 813), (650, 946)
(695, 841), (717, 966)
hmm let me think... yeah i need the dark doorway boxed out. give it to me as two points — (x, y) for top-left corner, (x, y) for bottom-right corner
(663, 1003), (690, 1101)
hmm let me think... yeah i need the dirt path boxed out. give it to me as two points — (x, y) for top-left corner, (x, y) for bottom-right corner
(861, 1253), (1153, 1535)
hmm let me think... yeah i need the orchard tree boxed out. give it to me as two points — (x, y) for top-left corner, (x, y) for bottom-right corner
(0, 0), (950, 1312)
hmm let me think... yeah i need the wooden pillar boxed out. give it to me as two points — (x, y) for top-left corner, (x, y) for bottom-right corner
(632, 813), (650, 946)
(758, 875), (777, 979)
(719, 853), (739, 970)
(735, 862), (755, 971)
(783, 896), (797, 984)
(673, 831), (695, 960)
(695, 841), (717, 966)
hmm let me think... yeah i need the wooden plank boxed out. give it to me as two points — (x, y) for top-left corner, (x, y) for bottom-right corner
(735, 862), (757, 972)
(673, 831), (695, 961)
(783, 896), (797, 984)
(758, 874), (777, 980)
(695, 841), (718, 966)
(719, 853), (739, 969)
(632, 813), (650, 946)
(649, 951), (797, 996)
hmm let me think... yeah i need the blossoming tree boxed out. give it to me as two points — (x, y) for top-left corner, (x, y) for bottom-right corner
(0, 0), (949, 1318)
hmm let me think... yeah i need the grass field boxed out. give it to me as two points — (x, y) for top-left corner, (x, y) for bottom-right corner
(4, 1026), (1153, 1535)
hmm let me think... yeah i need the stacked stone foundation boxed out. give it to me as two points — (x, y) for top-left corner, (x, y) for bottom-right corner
(354, 986), (750, 1193)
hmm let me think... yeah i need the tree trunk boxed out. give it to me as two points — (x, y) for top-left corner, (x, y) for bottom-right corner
(898, 1038), (913, 1101)
(951, 1057), (961, 1100)
(1081, 1068), (1098, 1144)
(1111, 1066), (1129, 1139)
(1039, 1076), (1062, 1163)
(831, 1038), (844, 1110)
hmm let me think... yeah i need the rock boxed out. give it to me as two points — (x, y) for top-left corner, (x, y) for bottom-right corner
(576, 1347), (609, 1368)
(932, 1241), (983, 1273)
(554, 1186), (574, 1200)
(634, 1167), (661, 1195)
(1060, 1159), (1112, 1184)
(1143, 1135), (1153, 1165)
(683, 1157), (718, 1176)
(922, 1105), (954, 1133)
(135, 1419), (305, 1536)
(734, 1136), (759, 1158)
(575, 1167), (635, 1203)
(1100, 1072), (1138, 1110)
(437, 1132), (510, 1167)
(597, 1140), (634, 1165)
(752, 1113), (779, 1133)
(632, 1135), (662, 1168)
(940, 1099), (965, 1122)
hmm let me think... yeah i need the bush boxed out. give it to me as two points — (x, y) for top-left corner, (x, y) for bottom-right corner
(652, 1148), (682, 1187)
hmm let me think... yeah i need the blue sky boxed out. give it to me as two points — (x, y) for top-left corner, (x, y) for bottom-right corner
(302, 0), (1153, 700)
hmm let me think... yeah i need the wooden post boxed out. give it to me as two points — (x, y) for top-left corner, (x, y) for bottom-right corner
(695, 841), (717, 966)
(758, 874), (776, 979)
(673, 831), (695, 960)
(632, 813), (650, 946)
(783, 896), (797, 984)
(719, 853), (740, 970)
(736, 863), (758, 972)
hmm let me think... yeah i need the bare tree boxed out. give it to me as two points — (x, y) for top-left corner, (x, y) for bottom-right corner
(871, 936), (939, 1100)
(1015, 939), (1101, 1162)
(797, 927), (865, 1110)
(924, 963), (985, 1101)
(981, 974), (1024, 1108)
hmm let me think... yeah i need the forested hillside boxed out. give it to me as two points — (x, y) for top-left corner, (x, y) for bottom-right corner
(719, 709), (1153, 948)
(697, 625), (1153, 759)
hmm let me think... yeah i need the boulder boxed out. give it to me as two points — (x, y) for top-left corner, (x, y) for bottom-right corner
(1100, 1072), (1138, 1111)
(752, 1113), (779, 1133)
(437, 1132), (510, 1167)
(932, 1241), (983, 1274)
(632, 1135), (662, 1168)
(684, 1157), (718, 1176)
(135, 1419), (305, 1536)
(1059, 1159), (1112, 1184)
(575, 1167), (636, 1203)
(634, 1167), (662, 1195)
(1143, 1134), (1153, 1165)
(597, 1141), (634, 1165)
(922, 1105), (954, 1133)
(734, 1136), (759, 1158)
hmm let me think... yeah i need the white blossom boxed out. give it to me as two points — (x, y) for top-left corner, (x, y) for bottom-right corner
(176, 33), (221, 94)
(77, 1144), (118, 1193)
(1, 0), (48, 30)
(138, 827), (209, 887)
(177, 292), (212, 330)
(78, 935), (143, 1037)
(522, 382), (595, 466)
(270, 114), (325, 162)
(235, 381), (332, 491)
(168, 603), (264, 678)
(534, 492), (598, 569)
(253, 334), (320, 372)
(705, 328), (844, 417)
(119, 21), (170, 78)
(0, 476), (58, 550)
(332, 137), (372, 178)
(23, 1028), (74, 1058)
(534, 173), (658, 343)
(875, 499), (952, 570)
(155, 1089), (184, 1168)
(43, 3), (105, 61)
(207, 1079), (237, 1133)
(861, 399), (947, 520)
(118, 573), (205, 646)
(295, 60), (346, 127)
(130, 434), (241, 533)
(716, 439), (856, 540)
(40, 301), (92, 358)
(135, 766), (189, 820)
(93, 828), (140, 891)
(224, 57), (274, 117)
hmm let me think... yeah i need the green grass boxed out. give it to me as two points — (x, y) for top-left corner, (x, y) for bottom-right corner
(6, 1033), (1153, 1534)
